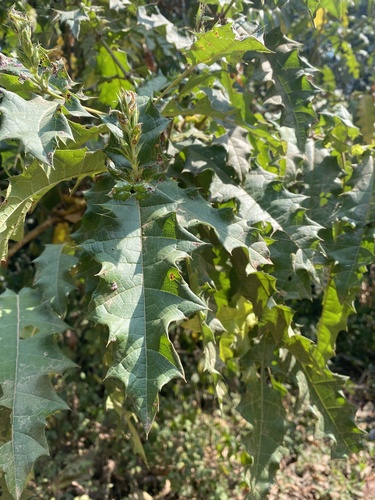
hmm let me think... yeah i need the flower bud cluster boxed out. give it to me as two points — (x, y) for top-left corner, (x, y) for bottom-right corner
(110, 90), (143, 182)
(7, 8), (39, 74)
(6, 7), (68, 95)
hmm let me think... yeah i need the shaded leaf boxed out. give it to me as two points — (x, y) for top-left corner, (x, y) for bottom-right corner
(34, 244), (78, 317)
(0, 288), (76, 500)
(53, 7), (89, 39)
(238, 336), (288, 498)
(257, 28), (320, 149)
(326, 153), (375, 298)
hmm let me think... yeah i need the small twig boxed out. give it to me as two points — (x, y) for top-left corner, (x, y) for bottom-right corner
(221, 0), (236, 20)
(155, 66), (194, 103)
(7, 216), (59, 261)
(97, 32), (132, 80)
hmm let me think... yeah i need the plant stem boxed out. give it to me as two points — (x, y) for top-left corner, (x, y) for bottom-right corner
(7, 216), (59, 262)
(98, 33), (131, 79)
(221, 0), (236, 20)
(155, 66), (194, 103)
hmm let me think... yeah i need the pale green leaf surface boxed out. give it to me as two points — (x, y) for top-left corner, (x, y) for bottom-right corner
(0, 288), (75, 500)
(63, 94), (94, 117)
(34, 244), (78, 317)
(75, 176), (206, 432)
(96, 46), (132, 106)
(326, 153), (375, 298)
(0, 73), (38, 94)
(356, 94), (375, 144)
(184, 23), (271, 68)
(0, 90), (73, 164)
(0, 149), (106, 261)
(53, 7), (89, 39)
(215, 125), (251, 182)
(315, 280), (353, 366)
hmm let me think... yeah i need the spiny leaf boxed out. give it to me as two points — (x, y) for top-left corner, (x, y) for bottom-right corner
(184, 23), (271, 68)
(244, 168), (322, 299)
(238, 336), (288, 498)
(0, 89), (73, 164)
(326, 153), (375, 298)
(286, 332), (363, 457)
(256, 28), (320, 149)
(179, 142), (281, 230)
(75, 176), (206, 432)
(34, 244), (78, 317)
(215, 125), (251, 182)
(0, 149), (106, 262)
(302, 140), (343, 225)
(294, 358), (363, 456)
(157, 179), (271, 271)
(0, 288), (76, 500)
(53, 7), (89, 39)
(315, 280), (354, 367)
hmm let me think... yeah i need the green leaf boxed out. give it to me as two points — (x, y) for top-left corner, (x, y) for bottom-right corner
(163, 88), (239, 125)
(53, 7), (89, 39)
(63, 94), (94, 118)
(178, 142), (280, 230)
(0, 89), (72, 164)
(0, 70), (38, 94)
(327, 153), (375, 298)
(286, 333), (363, 457)
(137, 96), (170, 165)
(355, 94), (375, 145)
(34, 244), (78, 317)
(157, 179), (271, 270)
(0, 149), (106, 262)
(293, 357), (363, 456)
(75, 176), (206, 432)
(215, 125), (251, 182)
(315, 280), (353, 367)
(0, 288), (76, 500)
(184, 23), (271, 68)
(243, 168), (322, 299)
(302, 141), (343, 225)
(95, 46), (132, 106)
(238, 336), (288, 498)
(307, 0), (346, 18)
(257, 28), (320, 149)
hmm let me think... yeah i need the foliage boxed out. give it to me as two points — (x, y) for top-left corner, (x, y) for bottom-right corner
(0, 0), (374, 498)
